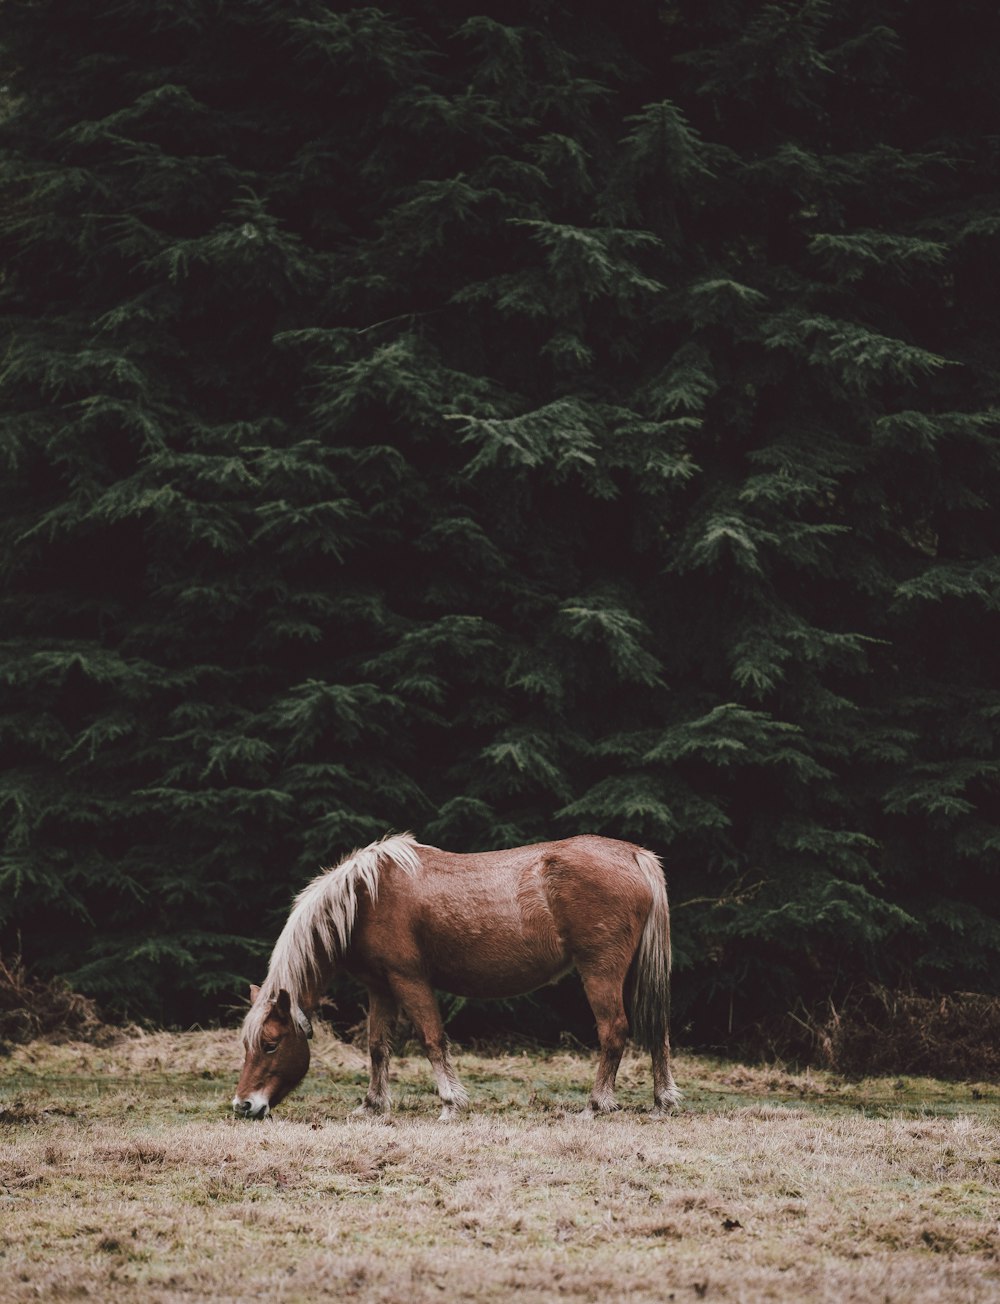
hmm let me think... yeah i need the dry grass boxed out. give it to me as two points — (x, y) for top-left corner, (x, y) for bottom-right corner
(1, 1029), (998, 1302)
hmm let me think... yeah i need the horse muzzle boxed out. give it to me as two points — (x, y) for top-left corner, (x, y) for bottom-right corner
(232, 1094), (270, 1120)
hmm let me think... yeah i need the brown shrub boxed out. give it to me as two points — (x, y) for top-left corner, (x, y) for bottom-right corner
(778, 986), (1000, 1079)
(0, 954), (111, 1051)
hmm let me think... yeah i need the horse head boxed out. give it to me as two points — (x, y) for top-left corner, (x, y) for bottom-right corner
(233, 985), (312, 1119)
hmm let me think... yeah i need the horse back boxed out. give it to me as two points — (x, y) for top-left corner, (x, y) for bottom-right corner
(345, 835), (657, 998)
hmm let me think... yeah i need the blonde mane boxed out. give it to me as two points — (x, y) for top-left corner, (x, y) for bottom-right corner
(242, 833), (421, 1047)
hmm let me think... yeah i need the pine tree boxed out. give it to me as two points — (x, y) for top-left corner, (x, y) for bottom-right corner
(1, 0), (997, 1037)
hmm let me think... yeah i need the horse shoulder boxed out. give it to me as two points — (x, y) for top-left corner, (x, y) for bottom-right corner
(347, 868), (423, 975)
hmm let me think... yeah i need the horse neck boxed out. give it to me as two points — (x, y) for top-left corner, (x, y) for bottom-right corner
(264, 907), (339, 1015)
(296, 926), (336, 1009)
(265, 833), (418, 1011)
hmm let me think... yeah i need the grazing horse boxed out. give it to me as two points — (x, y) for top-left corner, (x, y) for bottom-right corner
(233, 833), (680, 1121)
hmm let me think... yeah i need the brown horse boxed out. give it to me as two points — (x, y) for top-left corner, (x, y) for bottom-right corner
(234, 833), (679, 1120)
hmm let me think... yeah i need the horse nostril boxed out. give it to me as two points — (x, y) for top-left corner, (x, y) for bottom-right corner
(234, 1099), (252, 1116)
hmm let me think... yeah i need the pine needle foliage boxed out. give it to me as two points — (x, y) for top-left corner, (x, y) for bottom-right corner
(1, 0), (997, 1037)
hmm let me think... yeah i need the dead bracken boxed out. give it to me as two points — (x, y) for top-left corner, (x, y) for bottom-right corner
(0, 955), (113, 1053)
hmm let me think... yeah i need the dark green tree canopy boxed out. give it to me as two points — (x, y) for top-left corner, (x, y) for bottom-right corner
(2, 0), (998, 1038)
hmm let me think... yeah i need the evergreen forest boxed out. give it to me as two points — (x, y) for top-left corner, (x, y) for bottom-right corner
(1, 0), (998, 1047)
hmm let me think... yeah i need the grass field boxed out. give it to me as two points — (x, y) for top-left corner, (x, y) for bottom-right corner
(1, 1028), (998, 1302)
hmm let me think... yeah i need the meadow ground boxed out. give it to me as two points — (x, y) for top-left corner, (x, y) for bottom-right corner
(1, 1028), (998, 1303)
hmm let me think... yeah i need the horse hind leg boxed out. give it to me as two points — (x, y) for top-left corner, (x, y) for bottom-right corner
(355, 990), (397, 1117)
(578, 968), (630, 1115)
(388, 974), (469, 1121)
(651, 1036), (682, 1117)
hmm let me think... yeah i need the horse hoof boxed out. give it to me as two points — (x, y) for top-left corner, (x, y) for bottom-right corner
(650, 1089), (683, 1117)
(582, 1101), (620, 1117)
(352, 1103), (390, 1120)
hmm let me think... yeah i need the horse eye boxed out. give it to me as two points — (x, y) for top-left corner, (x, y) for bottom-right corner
(262, 1040), (279, 1055)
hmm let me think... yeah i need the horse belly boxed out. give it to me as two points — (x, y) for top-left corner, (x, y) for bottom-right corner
(418, 882), (571, 998)
(427, 941), (572, 999)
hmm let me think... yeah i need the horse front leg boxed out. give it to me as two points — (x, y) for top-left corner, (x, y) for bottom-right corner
(388, 974), (469, 1120)
(355, 989), (397, 1117)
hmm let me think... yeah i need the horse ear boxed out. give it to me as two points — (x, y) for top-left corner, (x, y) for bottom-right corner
(249, 984), (261, 1005)
(273, 989), (292, 1021)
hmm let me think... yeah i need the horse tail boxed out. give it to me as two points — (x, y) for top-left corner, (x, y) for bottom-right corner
(628, 849), (672, 1053)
